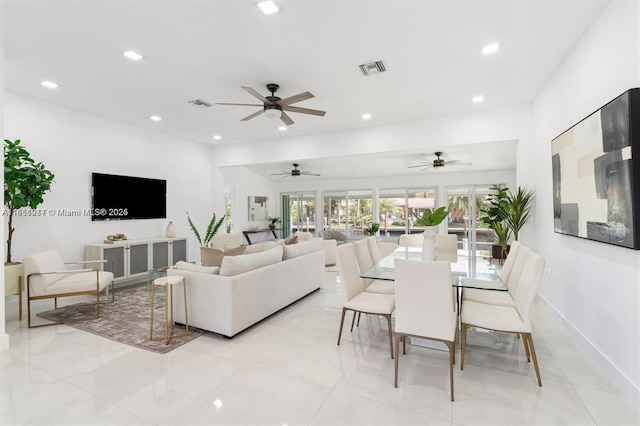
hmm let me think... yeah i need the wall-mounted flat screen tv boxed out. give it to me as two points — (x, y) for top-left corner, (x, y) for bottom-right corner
(91, 173), (166, 221)
(551, 88), (640, 249)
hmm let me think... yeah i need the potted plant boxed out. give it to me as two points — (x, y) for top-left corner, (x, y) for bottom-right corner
(4, 139), (55, 311)
(504, 186), (535, 241)
(479, 184), (510, 260)
(268, 216), (281, 230)
(186, 212), (226, 247)
(412, 206), (449, 260)
(364, 222), (380, 236)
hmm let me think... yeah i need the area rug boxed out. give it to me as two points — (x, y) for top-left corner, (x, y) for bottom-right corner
(37, 284), (204, 354)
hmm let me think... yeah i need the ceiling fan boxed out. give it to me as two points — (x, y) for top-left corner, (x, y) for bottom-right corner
(216, 83), (326, 126)
(407, 151), (473, 171)
(271, 163), (320, 178)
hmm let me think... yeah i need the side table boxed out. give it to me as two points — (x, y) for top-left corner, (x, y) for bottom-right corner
(149, 275), (189, 345)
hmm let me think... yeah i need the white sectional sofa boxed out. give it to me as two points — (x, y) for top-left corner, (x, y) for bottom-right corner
(167, 242), (324, 338)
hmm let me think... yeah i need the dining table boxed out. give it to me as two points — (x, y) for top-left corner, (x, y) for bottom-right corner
(359, 246), (507, 351)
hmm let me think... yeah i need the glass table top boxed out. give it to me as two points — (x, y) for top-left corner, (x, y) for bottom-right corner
(360, 246), (507, 291)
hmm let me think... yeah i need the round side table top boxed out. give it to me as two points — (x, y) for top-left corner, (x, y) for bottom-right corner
(153, 275), (184, 286)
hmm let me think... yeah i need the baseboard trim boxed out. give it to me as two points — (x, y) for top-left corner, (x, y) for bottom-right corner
(537, 294), (639, 410)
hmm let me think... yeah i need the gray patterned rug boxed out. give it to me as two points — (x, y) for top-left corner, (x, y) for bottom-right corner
(37, 284), (204, 354)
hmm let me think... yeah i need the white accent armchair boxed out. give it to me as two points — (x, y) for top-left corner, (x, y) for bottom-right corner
(24, 249), (115, 328)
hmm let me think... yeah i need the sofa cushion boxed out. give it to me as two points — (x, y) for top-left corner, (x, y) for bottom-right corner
(245, 243), (265, 254)
(295, 231), (314, 242)
(219, 246), (283, 276)
(174, 261), (219, 275)
(283, 241), (319, 260)
(201, 245), (246, 267)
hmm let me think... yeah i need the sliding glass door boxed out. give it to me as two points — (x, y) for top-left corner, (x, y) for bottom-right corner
(281, 192), (316, 238)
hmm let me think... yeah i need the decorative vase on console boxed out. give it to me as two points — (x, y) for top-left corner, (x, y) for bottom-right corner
(165, 221), (177, 238)
(411, 206), (450, 261)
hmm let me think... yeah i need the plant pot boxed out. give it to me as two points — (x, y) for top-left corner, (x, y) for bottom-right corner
(5, 262), (25, 320)
(422, 226), (436, 261)
(491, 244), (509, 261)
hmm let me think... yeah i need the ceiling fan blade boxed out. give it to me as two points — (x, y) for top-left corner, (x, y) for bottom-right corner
(270, 171), (289, 175)
(280, 111), (295, 126)
(407, 163), (429, 169)
(277, 91), (314, 106)
(282, 105), (326, 117)
(216, 102), (263, 107)
(443, 160), (461, 165)
(300, 172), (321, 176)
(241, 109), (265, 121)
(241, 86), (272, 104)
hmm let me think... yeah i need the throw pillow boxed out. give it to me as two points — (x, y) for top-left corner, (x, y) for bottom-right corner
(219, 246), (283, 276)
(200, 247), (224, 267)
(284, 235), (298, 245)
(201, 245), (247, 267)
(283, 241), (319, 260)
(174, 261), (219, 275)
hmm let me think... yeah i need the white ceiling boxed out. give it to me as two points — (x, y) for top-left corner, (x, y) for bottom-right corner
(1, 0), (608, 180)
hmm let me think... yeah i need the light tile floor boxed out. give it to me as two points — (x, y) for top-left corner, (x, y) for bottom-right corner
(2, 271), (639, 425)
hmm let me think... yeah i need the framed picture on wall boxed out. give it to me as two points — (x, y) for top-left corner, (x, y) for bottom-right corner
(248, 196), (268, 221)
(551, 88), (640, 249)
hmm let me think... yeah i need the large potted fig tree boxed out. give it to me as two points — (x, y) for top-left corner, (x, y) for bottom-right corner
(4, 139), (55, 311)
(479, 184), (511, 261)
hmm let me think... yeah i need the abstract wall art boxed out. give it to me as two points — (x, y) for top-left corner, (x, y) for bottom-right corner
(552, 88), (640, 249)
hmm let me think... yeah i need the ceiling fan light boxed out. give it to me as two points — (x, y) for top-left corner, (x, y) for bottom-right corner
(264, 108), (282, 119)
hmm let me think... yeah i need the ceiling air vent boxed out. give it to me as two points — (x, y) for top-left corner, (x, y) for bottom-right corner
(188, 99), (212, 108)
(359, 60), (387, 76)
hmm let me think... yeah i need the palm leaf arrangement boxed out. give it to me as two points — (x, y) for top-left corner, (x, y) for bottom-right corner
(187, 212), (226, 247)
(413, 206), (449, 227)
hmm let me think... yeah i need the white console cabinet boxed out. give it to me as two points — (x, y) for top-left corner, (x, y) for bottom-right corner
(84, 237), (187, 283)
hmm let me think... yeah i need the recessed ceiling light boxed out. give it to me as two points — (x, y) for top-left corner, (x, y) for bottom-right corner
(472, 95), (484, 103)
(123, 50), (144, 61)
(278, 126), (287, 131)
(257, 0), (280, 15)
(149, 115), (162, 121)
(212, 135), (222, 140)
(40, 80), (58, 89)
(481, 43), (499, 55)
(361, 113), (372, 120)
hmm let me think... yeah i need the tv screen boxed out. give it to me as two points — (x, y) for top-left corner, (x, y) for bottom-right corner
(91, 173), (166, 221)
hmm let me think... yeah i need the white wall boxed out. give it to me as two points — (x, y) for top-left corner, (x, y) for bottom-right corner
(4, 94), (215, 263)
(532, 0), (639, 405)
(0, 1), (9, 352)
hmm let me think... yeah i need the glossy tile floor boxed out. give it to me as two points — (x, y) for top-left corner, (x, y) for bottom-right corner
(2, 271), (639, 425)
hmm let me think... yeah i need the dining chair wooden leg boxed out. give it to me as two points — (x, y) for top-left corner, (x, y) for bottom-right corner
(445, 340), (455, 401)
(524, 333), (542, 386)
(402, 335), (406, 355)
(521, 333), (531, 362)
(350, 310), (357, 331)
(357, 312), (361, 326)
(337, 308), (347, 345)
(394, 334), (402, 387)
(460, 323), (469, 370)
(385, 314), (394, 359)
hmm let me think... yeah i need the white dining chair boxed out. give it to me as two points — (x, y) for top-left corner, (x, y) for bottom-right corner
(354, 238), (394, 295)
(462, 242), (530, 307)
(393, 258), (457, 400)
(398, 234), (422, 247)
(336, 243), (396, 359)
(460, 250), (546, 386)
